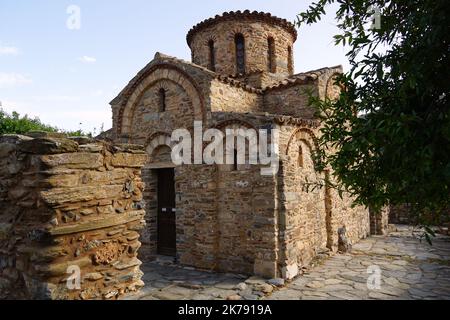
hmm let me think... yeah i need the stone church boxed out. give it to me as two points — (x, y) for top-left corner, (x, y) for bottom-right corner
(108, 10), (383, 280)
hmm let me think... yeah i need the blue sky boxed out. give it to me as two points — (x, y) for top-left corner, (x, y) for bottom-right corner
(0, 0), (347, 133)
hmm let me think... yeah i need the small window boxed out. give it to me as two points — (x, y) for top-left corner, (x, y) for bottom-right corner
(208, 40), (216, 72)
(235, 34), (246, 74)
(233, 149), (238, 171)
(158, 88), (166, 112)
(298, 145), (304, 168)
(267, 37), (276, 73)
(288, 46), (294, 74)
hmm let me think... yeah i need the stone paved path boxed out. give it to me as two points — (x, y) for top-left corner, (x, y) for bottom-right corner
(124, 225), (450, 300)
(268, 225), (450, 300)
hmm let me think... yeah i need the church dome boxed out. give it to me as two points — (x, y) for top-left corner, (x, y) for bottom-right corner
(187, 10), (297, 76)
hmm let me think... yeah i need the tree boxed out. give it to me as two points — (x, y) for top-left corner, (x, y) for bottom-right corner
(0, 109), (58, 135)
(297, 0), (450, 228)
(0, 108), (93, 137)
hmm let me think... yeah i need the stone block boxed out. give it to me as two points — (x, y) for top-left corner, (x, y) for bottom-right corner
(281, 263), (299, 280)
(40, 185), (123, 205)
(0, 143), (16, 158)
(111, 153), (148, 168)
(49, 210), (145, 235)
(19, 137), (78, 154)
(39, 153), (103, 169)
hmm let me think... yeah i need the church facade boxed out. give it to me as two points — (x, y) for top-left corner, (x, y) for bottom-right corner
(109, 11), (383, 279)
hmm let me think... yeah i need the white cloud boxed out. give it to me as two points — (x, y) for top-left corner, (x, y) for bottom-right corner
(78, 55), (96, 63)
(0, 44), (19, 56)
(0, 73), (32, 88)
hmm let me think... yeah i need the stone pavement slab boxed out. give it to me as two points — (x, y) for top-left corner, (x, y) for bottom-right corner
(123, 225), (450, 300)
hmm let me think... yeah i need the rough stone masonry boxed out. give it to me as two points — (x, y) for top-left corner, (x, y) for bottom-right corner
(0, 132), (147, 299)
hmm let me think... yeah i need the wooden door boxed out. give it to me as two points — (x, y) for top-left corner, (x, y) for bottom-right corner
(157, 169), (176, 256)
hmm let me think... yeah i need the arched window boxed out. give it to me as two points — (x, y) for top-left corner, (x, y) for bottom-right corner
(235, 34), (246, 74)
(298, 145), (304, 168)
(267, 37), (276, 73)
(208, 40), (216, 72)
(288, 46), (294, 75)
(158, 88), (166, 112)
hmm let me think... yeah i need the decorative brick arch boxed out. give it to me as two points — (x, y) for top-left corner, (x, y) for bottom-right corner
(226, 28), (251, 42)
(118, 64), (206, 135)
(145, 132), (176, 158)
(204, 34), (218, 45)
(285, 127), (319, 155)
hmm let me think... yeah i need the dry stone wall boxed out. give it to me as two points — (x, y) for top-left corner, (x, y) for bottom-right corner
(0, 133), (147, 300)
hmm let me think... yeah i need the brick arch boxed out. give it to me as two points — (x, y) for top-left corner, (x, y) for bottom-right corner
(285, 127), (319, 156)
(145, 132), (176, 158)
(118, 64), (206, 135)
(204, 34), (218, 45)
(226, 28), (251, 42)
(153, 79), (172, 91)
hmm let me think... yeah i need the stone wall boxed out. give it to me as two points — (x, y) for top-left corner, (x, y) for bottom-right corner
(236, 71), (287, 89)
(370, 206), (390, 235)
(263, 83), (318, 119)
(210, 79), (262, 113)
(276, 124), (371, 279)
(138, 168), (158, 260)
(129, 78), (196, 146)
(278, 133), (328, 278)
(389, 204), (450, 226)
(389, 204), (413, 224)
(0, 133), (147, 300)
(175, 165), (220, 270)
(171, 162), (278, 278)
(138, 113), (279, 278)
